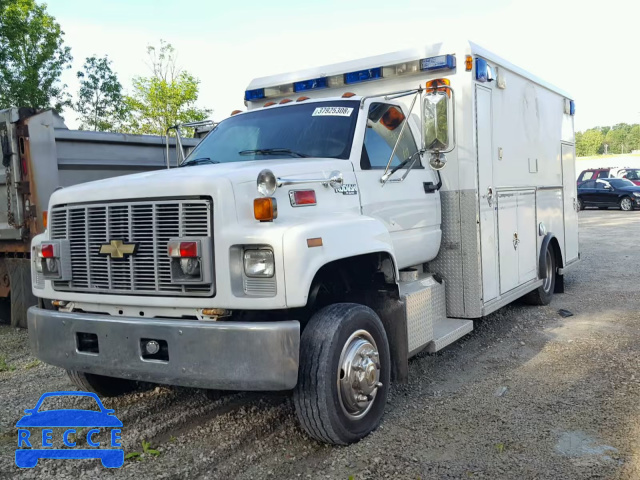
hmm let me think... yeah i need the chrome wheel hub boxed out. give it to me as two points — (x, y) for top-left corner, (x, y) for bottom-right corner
(337, 330), (381, 419)
(621, 198), (632, 211)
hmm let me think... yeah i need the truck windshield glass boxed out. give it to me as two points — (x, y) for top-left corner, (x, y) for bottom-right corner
(181, 100), (359, 165)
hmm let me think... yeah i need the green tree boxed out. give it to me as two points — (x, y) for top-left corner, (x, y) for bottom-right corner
(627, 125), (640, 152)
(75, 55), (127, 131)
(124, 40), (211, 136)
(576, 129), (604, 157)
(0, 0), (72, 109)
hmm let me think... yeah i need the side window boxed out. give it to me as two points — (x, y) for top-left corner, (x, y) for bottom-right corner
(581, 180), (596, 188)
(627, 170), (638, 180)
(580, 171), (594, 181)
(361, 103), (419, 169)
(598, 171), (610, 178)
(595, 181), (610, 190)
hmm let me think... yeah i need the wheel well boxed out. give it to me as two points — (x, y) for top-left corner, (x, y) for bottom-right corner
(305, 252), (398, 312)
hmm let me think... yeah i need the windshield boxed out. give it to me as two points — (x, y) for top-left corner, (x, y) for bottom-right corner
(181, 100), (359, 166)
(606, 178), (635, 188)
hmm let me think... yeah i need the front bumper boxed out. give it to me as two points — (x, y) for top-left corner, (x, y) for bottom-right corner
(27, 307), (300, 391)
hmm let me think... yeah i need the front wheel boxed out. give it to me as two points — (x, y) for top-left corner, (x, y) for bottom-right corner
(293, 303), (390, 445)
(66, 370), (140, 397)
(620, 196), (634, 211)
(577, 197), (585, 210)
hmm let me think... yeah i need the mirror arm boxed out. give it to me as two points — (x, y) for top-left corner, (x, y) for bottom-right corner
(380, 90), (421, 184)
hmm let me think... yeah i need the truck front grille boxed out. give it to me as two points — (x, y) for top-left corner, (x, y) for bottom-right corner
(50, 198), (213, 296)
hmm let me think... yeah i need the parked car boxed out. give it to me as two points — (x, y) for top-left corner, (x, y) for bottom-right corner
(615, 168), (640, 186)
(577, 178), (640, 211)
(577, 168), (611, 185)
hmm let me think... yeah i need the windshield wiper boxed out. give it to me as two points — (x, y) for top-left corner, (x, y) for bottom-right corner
(180, 157), (219, 167)
(239, 148), (310, 158)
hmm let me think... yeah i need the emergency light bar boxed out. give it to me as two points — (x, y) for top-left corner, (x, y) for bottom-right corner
(245, 54), (457, 101)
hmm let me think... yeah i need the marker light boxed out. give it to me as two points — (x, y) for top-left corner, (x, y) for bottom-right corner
(42, 211), (48, 228)
(264, 101), (276, 107)
(420, 54), (456, 72)
(476, 58), (488, 82)
(294, 77), (328, 92)
(231, 110), (242, 116)
(168, 240), (200, 258)
(296, 96), (310, 102)
(254, 197), (278, 221)
(344, 67), (382, 84)
(426, 78), (451, 98)
(342, 92), (356, 98)
(40, 244), (55, 259)
(279, 98), (293, 104)
(465, 55), (473, 71)
(289, 190), (317, 206)
(570, 100), (576, 116)
(380, 106), (406, 131)
(244, 88), (265, 101)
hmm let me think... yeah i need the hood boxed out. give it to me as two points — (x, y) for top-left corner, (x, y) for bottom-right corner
(49, 158), (352, 207)
(619, 185), (640, 192)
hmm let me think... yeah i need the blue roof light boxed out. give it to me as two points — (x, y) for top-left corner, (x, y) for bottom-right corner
(245, 88), (265, 101)
(570, 100), (576, 116)
(475, 58), (488, 82)
(344, 67), (382, 84)
(420, 54), (456, 72)
(294, 77), (328, 93)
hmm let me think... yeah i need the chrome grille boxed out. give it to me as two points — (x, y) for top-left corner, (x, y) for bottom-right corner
(50, 198), (213, 296)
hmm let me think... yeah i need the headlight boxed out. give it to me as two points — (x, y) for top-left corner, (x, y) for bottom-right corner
(243, 249), (275, 277)
(257, 169), (277, 196)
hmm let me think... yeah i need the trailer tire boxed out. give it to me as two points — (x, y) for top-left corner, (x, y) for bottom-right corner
(66, 370), (139, 397)
(293, 303), (390, 445)
(523, 245), (556, 306)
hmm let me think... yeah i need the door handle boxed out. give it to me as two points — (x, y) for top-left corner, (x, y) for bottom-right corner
(482, 186), (494, 207)
(423, 182), (437, 193)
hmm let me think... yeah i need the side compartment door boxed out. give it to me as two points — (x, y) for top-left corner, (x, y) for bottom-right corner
(497, 191), (519, 294)
(476, 86), (498, 302)
(561, 143), (579, 263)
(516, 190), (537, 284)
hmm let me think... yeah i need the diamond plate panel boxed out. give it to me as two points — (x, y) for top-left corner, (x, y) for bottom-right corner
(400, 275), (446, 355)
(428, 190), (483, 318)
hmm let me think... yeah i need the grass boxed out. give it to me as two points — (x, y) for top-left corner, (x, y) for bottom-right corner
(0, 355), (15, 372)
(24, 359), (41, 370)
(125, 440), (161, 461)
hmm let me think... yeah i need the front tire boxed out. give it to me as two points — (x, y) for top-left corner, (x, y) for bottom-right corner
(524, 245), (556, 306)
(577, 197), (585, 210)
(66, 370), (139, 397)
(293, 303), (390, 445)
(620, 196), (633, 211)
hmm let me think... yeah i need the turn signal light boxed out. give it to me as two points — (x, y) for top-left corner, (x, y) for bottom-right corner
(42, 211), (48, 228)
(40, 244), (55, 258)
(254, 197), (277, 221)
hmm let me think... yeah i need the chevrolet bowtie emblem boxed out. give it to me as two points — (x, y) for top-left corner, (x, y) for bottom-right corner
(99, 240), (138, 259)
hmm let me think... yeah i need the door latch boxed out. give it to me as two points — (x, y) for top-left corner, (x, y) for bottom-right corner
(513, 232), (520, 250)
(484, 187), (494, 207)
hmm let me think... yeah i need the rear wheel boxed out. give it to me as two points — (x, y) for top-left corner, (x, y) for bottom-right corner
(524, 245), (556, 306)
(66, 370), (140, 397)
(620, 197), (633, 211)
(577, 197), (585, 210)
(293, 303), (390, 445)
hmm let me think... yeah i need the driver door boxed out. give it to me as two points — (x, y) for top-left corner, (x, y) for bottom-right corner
(354, 100), (441, 269)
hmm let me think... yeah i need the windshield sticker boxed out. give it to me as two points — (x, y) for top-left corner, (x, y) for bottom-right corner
(335, 184), (358, 195)
(312, 107), (354, 117)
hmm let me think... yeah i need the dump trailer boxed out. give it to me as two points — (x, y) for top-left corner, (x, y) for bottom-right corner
(0, 108), (199, 327)
(28, 40), (580, 444)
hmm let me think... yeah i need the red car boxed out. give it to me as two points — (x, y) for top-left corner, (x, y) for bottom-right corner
(577, 168), (611, 185)
(615, 168), (640, 186)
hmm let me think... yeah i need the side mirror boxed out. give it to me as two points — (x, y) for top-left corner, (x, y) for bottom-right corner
(423, 93), (450, 151)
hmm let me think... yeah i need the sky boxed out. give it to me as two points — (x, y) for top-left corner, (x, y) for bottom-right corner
(44, 0), (640, 132)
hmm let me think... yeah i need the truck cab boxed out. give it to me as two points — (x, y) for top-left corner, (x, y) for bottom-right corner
(28, 40), (580, 445)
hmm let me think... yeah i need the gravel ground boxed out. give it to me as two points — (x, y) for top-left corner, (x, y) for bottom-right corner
(1, 210), (639, 479)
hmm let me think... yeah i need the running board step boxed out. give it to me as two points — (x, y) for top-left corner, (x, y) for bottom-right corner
(427, 318), (474, 353)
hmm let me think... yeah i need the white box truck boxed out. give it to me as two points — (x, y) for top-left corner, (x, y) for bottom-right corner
(27, 41), (580, 445)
